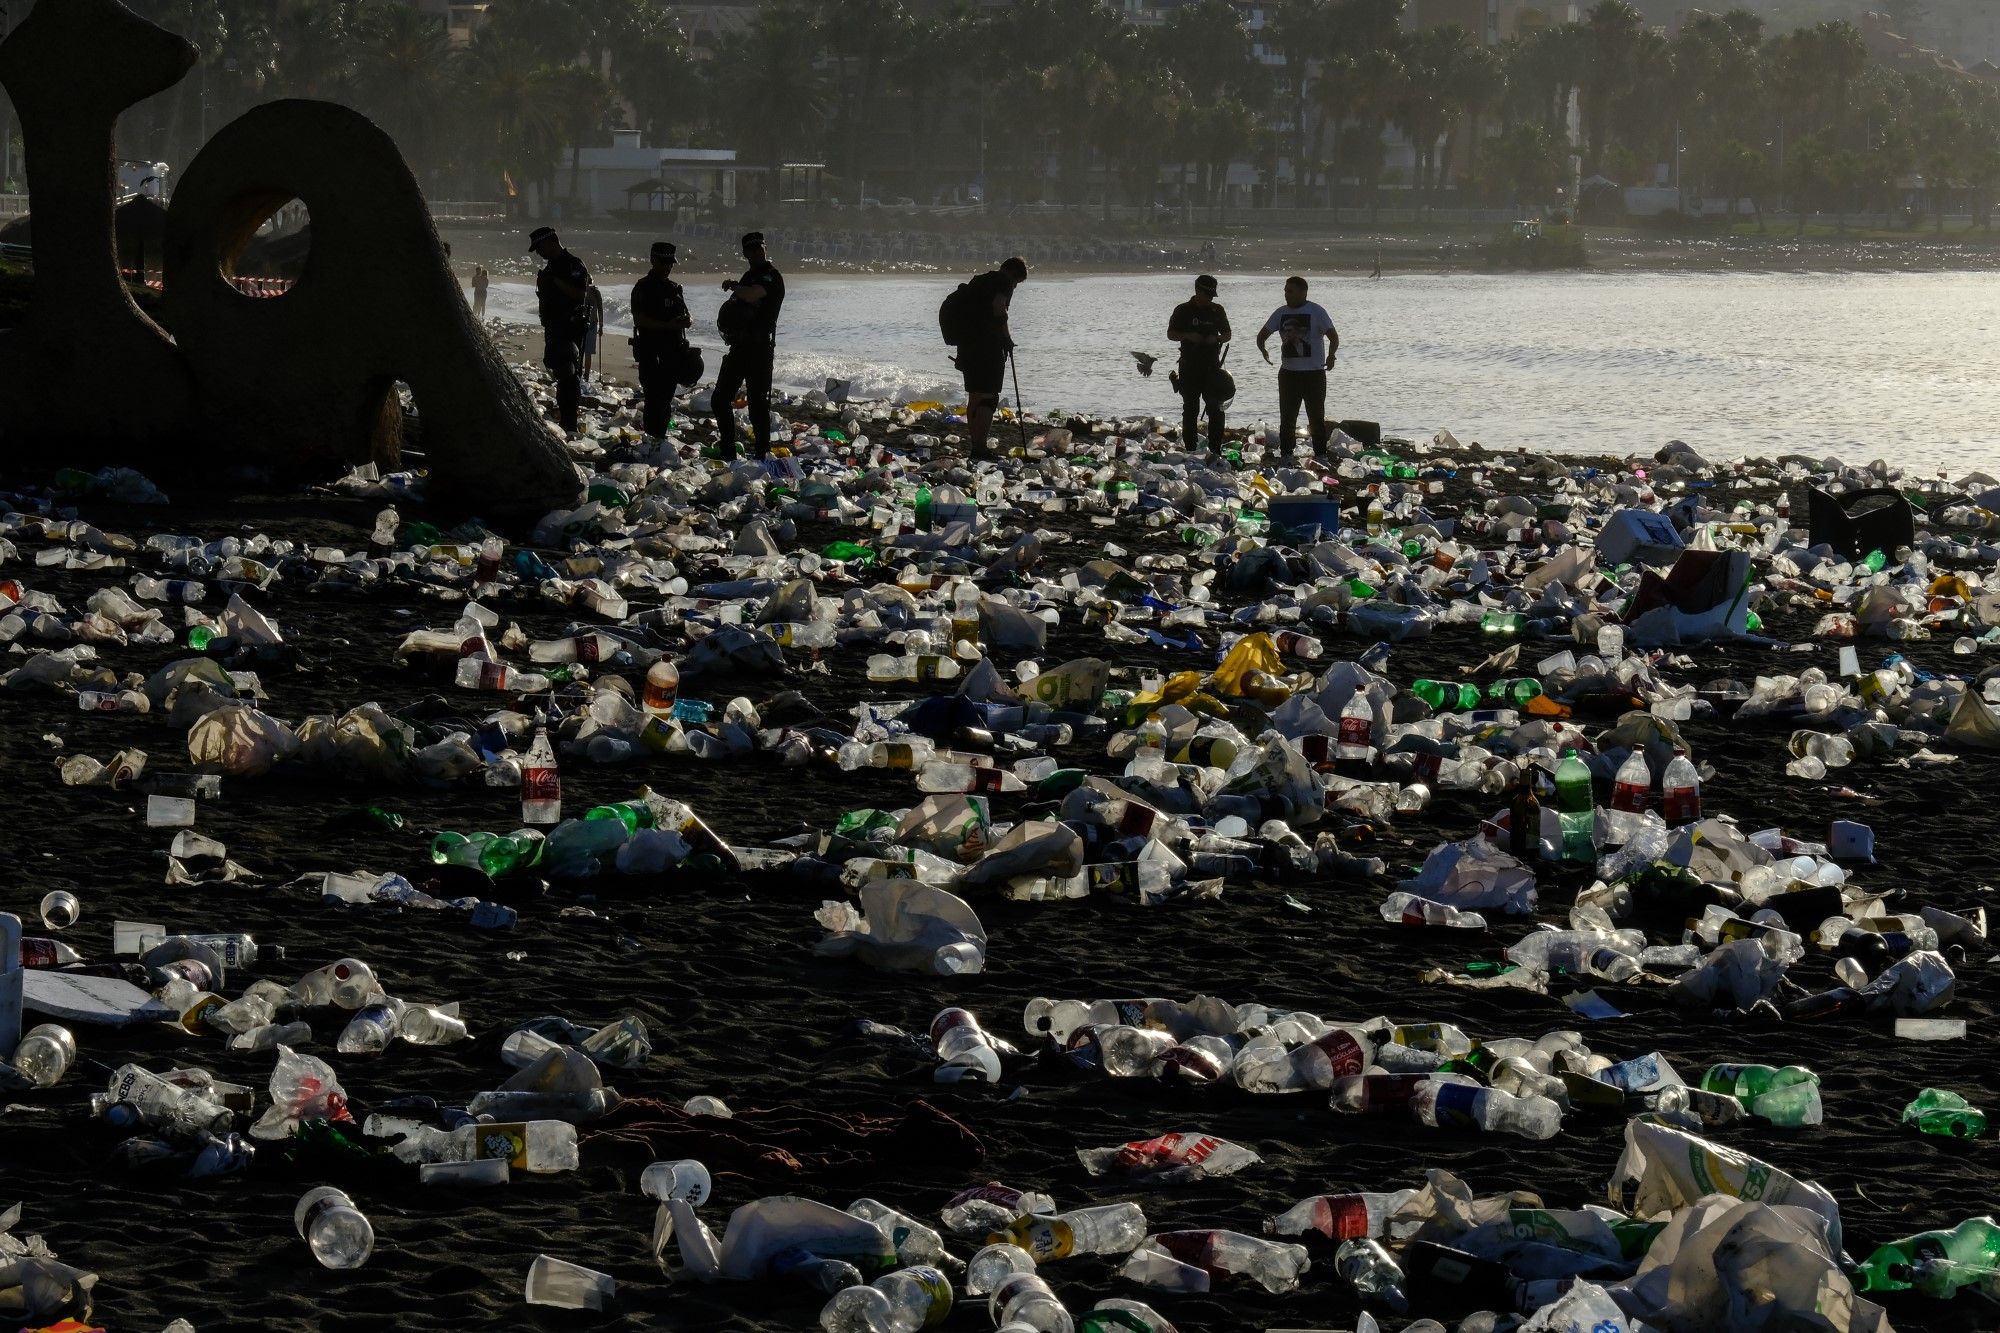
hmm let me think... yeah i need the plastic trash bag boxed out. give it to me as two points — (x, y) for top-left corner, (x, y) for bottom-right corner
(1668, 938), (1786, 1011)
(251, 1045), (351, 1140)
(1519, 1281), (1635, 1333)
(1607, 1117), (1842, 1251)
(894, 793), (991, 862)
(679, 625), (787, 678)
(1398, 838), (1537, 913)
(295, 703), (415, 783)
(188, 702), (300, 777)
(979, 597), (1047, 651)
(814, 880), (987, 975)
(1076, 1133), (1261, 1184)
(0, 1255), (96, 1326)
(1607, 1196), (1890, 1333)
(1860, 951), (1955, 1015)
(957, 819), (1084, 889)
(1210, 633), (1283, 697)
(714, 1195), (896, 1280)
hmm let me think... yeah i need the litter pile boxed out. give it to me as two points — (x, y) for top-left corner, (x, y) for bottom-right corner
(0, 380), (1995, 1332)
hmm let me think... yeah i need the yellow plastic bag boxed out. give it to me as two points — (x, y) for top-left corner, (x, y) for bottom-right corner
(1209, 632), (1283, 698)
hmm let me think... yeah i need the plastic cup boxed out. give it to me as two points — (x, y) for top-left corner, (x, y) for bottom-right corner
(525, 1254), (616, 1310)
(38, 891), (80, 931)
(639, 1159), (711, 1205)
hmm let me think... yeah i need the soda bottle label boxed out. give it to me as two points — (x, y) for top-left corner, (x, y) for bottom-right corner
(477, 1123), (530, 1168)
(1308, 1029), (1366, 1079)
(1315, 1194), (1372, 1240)
(1431, 1082), (1483, 1130)
(907, 1267), (953, 1326)
(1018, 1217), (1075, 1262)
(915, 655), (942, 682)
(576, 636), (601, 664)
(19, 938), (63, 968)
(1338, 714), (1370, 748)
(522, 767), (560, 805)
(478, 660), (508, 690)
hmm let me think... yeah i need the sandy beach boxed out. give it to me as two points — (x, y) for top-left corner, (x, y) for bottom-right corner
(0, 385), (1995, 1331)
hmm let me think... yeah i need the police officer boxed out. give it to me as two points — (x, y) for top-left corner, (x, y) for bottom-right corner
(529, 225), (591, 435)
(712, 230), (785, 460)
(630, 241), (692, 438)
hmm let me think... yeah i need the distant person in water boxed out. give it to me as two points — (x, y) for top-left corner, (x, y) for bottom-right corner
(943, 255), (1026, 456)
(1255, 275), (1338, 459)
(1166, 274), (1231, 456)
(470, 263), (489, 318)
(713, 230), (785, 460)
(529, 226), (590, 435)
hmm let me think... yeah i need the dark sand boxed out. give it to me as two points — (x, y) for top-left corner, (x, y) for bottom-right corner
(2, 402), (1996, 1333)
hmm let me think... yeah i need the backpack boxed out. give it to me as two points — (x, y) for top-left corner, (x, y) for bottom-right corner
(938, 281), (981, 347)
(717, 296), (754, 345)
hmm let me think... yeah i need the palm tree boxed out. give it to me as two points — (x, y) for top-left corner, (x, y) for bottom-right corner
(1578, 0), (1644, 176)
(711, 5), (833, 210)
(1394, 26), (1468, 210)
(457, 31), (564, 213)
(1267, 0), (1329, 204)
(823, 0), (912, 205)
(352, 6), (453, 181)
(612, 5), (700, 148)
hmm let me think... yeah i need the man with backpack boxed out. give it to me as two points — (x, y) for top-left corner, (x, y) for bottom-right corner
(712, 230), (785, 460)
(1166, 274), (1231, 456)
(939, 256), (1026, 455)
(630, 241), (694, 439)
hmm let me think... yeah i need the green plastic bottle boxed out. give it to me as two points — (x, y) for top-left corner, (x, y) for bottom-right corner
(1858, 1216), (2000, 1297)
(1412, 679), (1452, 709)
(1480, 610), (1525, 635)
(1699, 1063), (1821, 1127)
(1862, 549), (1887, 573)
(1553, 750), (1594, 814)
(1488, 677), (1543, 706)
(1904, 1088), (1988, 1138)
(187, 624), (217, 652)
(913, 484), (933, 532)
(1554, 749), (1595, 862)
(585, 800), (656, 834)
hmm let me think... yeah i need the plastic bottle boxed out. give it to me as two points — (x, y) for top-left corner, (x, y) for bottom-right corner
(1509, 776), (1541, 859)
(11, 1023), (75, 1087)
(1610, 748), (1651, 814)
(820, 1265), (951, 1333)
(1699, 1063), (1822, 1127)
(1859, 1216), (2000, 1297)
(1333, 1238), (1408, 1312)
(1379, 891), (1485, 928)
(1268, 1189), (1418, 1241)
(917, 763), (1025, 794)
(1661, 747), (1700, 824)
(1554, 748), (1595, 861)
(454, 657), (550, 693)
(529, 632), (622, 664)
(391, 1120), (580, 1173)
(988, 1203), (1147, 1262)
(1411, 1079), (1562, 1140)
(337, 1000), (403, 1054)
(290, 958), (378, 1009)
(295, 1186), (374, 1269)
(1903, 1088), (1987, 1138)
(848, 1199), (959, 1270)
(522, 712), (561, 826)
(642, 658), (680, 718)
(1337, 692), (1374, 763)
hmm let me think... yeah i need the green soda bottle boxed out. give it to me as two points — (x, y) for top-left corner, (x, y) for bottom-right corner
(1031, 768), (1092, 800)
(1554, 749), (1595, 862)
(479, 831), (544, 877)
(586, 800), (656, 834)
(1553, 750), (1593, 814)
(1858, 1216), (2000, 1297)
(1862, 549), (1887, 573)
(1488, 677), (1543, 706)
(1412, 679), (1452, 709)
(1480, 610), (1525, 635)
(1904, 1088), (1988, 1138)
(187, 624), (217, 652)
(914, 484), (933, 532)
(1699, 1064), (1822, 1127)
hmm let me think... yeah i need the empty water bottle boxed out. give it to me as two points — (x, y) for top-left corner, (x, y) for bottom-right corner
(10, 1023), (75, 1087)
(1334, 1238), (1409, 1313)
(295, 1186), (374, 1269)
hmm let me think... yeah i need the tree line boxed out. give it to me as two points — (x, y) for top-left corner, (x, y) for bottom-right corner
(51, 0), (2000, 228)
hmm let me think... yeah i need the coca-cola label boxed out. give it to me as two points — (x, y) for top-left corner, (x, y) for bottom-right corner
(576, 636), (601, 664)
(1663, 789), (1699, 822)
(19, 938), (62, 968)
(478, 660), (507, 689)
(1339, 715), (1370, 746)
(522, 767), (561, 805)
(1308, 1029), (1366, 1080)
(1113, 1133), (1216, 1173)
(1413, 752), (1443, 785)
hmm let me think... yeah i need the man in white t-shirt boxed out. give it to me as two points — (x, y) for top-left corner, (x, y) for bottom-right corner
(1255, 275), (1339, 458)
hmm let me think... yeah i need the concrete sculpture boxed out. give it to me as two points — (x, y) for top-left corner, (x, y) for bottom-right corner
(0, 0), (580, 522)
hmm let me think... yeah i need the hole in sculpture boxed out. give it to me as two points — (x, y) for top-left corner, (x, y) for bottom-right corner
(218, 193), (310, 296)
